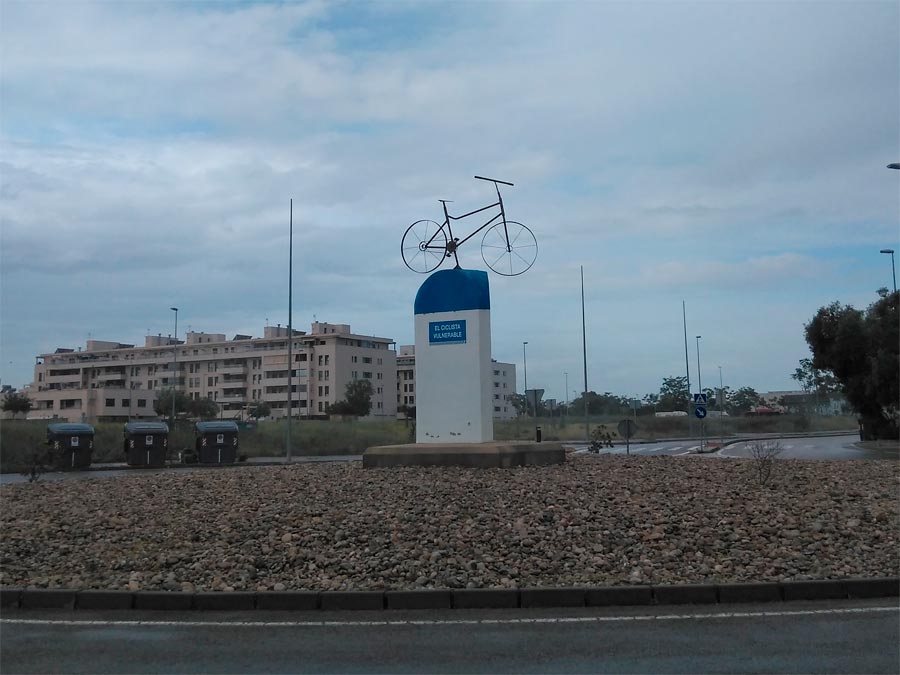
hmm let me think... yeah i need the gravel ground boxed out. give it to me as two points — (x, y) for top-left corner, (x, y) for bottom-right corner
(1, 454), (897, 592)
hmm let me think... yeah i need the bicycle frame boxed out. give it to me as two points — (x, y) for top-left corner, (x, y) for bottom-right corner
(422, 177), (514, 266)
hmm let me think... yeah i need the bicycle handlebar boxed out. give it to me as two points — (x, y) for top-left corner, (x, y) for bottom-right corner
(474, 175), (514, 187)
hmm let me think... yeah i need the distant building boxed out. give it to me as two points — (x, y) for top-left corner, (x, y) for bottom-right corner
(761, 390), (850, 416)
(27, 322), (397, 423)
(395, 345), (518, 419)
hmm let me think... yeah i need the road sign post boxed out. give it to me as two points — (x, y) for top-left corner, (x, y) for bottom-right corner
(617, 418), (637, 456)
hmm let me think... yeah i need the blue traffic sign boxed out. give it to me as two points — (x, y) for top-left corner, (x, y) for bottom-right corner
(693, 393), (708, 404)
(694, 405), (708, 419)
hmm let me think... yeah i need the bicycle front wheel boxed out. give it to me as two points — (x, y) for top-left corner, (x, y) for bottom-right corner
(481, 221), (537, 276)
(401, 220), (448, 274)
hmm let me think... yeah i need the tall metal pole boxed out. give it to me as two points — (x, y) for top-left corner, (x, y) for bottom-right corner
(696, 335), (703, 451)
(683, 300), (692, 440)
(682, 301), (691, 408)
(718, 365), (725, 446)
(581, 266), (589, 442)
(881, 249), (896, 293)
(564, 372), (568, 415)
(522, 341), (528, 416)
(170, 307), (178, 429)
(286, 199), (293, 463)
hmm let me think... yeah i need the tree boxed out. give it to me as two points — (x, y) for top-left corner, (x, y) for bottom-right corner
(658, 376), (689, 411)
(509, 393), (527, 416)
(187, 398), (219, 420)
(329, 379), (373, 417)
(729, 387), (762, 414)
(153, 390), (189, 418)
(805, 292), (899, 439)
(248, 401), (271, 420)
(2, 392), (32, 418)
(792, 357), (839, 413)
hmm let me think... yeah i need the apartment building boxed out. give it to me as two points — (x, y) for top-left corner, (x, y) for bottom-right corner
(395, 345), (518, 419)
(27, 322), (397, 423)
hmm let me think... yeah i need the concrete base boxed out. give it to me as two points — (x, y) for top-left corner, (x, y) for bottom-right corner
(362, 441), (565, 468)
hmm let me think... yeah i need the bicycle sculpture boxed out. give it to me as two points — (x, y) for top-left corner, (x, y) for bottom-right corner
(401, 176), (538, 276)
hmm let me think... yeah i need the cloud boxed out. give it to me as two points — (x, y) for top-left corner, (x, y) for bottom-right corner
(1, 0), (897, 398)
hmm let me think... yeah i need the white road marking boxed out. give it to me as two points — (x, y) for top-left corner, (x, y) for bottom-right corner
(3, 606), (894, 629)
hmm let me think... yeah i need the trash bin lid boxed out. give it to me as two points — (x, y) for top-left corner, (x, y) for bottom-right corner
(195, 421), (239, 434)
(47, 423), (95, 436)
(124, 421), (169, 435)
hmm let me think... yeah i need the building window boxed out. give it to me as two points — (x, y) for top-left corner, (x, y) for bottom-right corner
(409, 384), (414, 392)
(362, 357), (372, 364)
(363, 372), (373, 379)
(122, 399), (130, 407)
(376, 372), (382, 380)
(324, 386), (329, 395)
(137, 399), (146, 407)
(409, 396), (414, 405)
(105, 398), (115, 407)
(208, 377), (214, 386)
(318, 386), (323, 396)
(318, 401), (323, 412)
(494, 382), (499, 388)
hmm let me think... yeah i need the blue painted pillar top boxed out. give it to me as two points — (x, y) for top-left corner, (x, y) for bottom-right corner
(414, 269), (491, 315)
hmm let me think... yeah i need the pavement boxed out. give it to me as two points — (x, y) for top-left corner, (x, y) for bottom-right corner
(2, 599), (897, 674)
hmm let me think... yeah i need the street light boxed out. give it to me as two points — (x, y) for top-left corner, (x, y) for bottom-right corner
(887, 163), (900, 170)
(695, 336), (702, 394)
(170, 307), (178, 428)
(522, 341), (528, 416)
(880, 249), (896, 294)
(564, 371), (569, 413)
(695, 335), (703, 450)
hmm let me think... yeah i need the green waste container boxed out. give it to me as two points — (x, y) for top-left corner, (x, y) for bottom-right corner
(195, 421), (239, 464)
(124, 421), (169, 467)
(47, 423), (95, 470)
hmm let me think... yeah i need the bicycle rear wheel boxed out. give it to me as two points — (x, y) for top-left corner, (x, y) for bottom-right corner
(401, 220), (448, 274)
(481, 221), (537, 276)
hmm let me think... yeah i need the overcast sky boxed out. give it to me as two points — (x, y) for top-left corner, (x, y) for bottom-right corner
(1, 0), (898, 403)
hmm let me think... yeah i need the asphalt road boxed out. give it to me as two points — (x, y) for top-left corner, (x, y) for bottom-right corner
(571, 433), (896, 461)
(716, 434), (896, 460)
(2, 600), (897, 674)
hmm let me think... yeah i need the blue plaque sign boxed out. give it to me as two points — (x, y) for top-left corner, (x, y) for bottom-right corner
(429, 320), (467, 345)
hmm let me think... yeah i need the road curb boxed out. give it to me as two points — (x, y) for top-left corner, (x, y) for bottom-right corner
(320, 591), (384, 611)
(2, 578), (896, 612)
(386, 590), (453, 610)
(254, 592), (319, 611)
(520, 587), (586, 608)
(781, 579), (848, 601)
(653, 584), (718, 605)
(452, 589), (519, 609)
(717, 582), (782, 603)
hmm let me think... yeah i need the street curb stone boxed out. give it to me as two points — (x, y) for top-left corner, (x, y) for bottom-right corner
(193, 592), (255, 611)
(77, 591), (134, 610)
(3, 578), (897, 612)
(134, 591), (193, 611)
(320, 591), (384, 611)
(255, 592), (319, 611)
(21, 589), (77, 610)
(844, 578), (899, 599)
(0, 588), (22, 609)
(386, 590), (453, 610)
(520, 588), (586, 608)
(586, 586), (653, 606)
(717, 582), (782, 604)
(653, 584), (718, 605)
(452, 589), (519, 609)
(781, 580), (847, 601)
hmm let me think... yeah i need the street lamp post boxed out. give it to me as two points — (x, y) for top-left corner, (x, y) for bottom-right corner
(695, 335), (703, 450)
(522, 341), (528, 417)
(718, 365), (725, 447)
(564, 372), (568, 415)
(170, 307), (178, 429)
(880, 249), (896, 294)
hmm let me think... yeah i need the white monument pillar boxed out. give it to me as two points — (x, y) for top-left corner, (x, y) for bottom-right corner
(414, 268), (493, 443)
